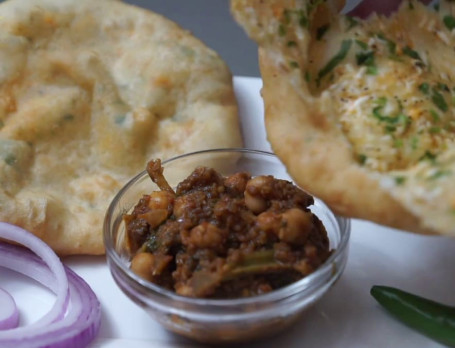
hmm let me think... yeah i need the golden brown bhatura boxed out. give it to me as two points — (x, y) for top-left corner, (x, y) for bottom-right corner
(232, 0), (455, 236)
(0, 0), (242, 255)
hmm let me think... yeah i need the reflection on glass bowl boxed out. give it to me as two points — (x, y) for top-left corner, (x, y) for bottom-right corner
(104, 148), (351, 344)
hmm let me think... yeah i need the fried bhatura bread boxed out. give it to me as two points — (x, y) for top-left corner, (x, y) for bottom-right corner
(0, 0), (242, 255)
(232, 0), (455, 236)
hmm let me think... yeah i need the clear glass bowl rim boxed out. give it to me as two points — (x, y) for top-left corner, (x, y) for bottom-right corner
(104, 148), (351, 307)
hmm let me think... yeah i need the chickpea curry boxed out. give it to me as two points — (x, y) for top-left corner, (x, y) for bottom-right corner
(124, 159), (332, 298)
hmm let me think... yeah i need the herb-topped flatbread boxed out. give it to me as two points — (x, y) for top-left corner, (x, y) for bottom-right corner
(0, 0), (242, 255)
(232, 0), (455, 235)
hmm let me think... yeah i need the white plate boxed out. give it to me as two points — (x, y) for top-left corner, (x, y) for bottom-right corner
(2, 76), (455, 348)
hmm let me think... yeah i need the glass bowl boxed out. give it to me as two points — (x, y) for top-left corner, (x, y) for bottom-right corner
(104, 148), (351, 344)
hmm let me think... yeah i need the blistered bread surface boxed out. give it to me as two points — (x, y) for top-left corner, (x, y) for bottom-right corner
(232, 0), (455, 235)
(0, 0), (242, 254)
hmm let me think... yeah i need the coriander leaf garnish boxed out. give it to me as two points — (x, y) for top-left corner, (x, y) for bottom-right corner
(430, 109), (440, 122)
(299, 16), (308, 27)
(418, 83), (430, 95)
(289, 61), (299, 68)
(366, 65), (378, 75)
(419, 84), (449, 113)
(356, 51), (374, 65)
(5, 154), (16, 166)
(403, 46), (422, 61)
(375, 97), (387, 107)
(428, 169), (451, 180)
(395, 176), (406, 185)
(356, 50), (377, 75)
(431, 87), (448, 112)
(377, 33), (397, 56)
(115, 114), (126, 125)
(358, 153), (367, 165)
(355, 40), (368, 50)
(443, 15), (455, 31)
(305, 71), (311, 82)
(287, 40), (297, 47)
(419, 151), (437, 162)
(372, 98), (411, 128)
(63, 114), (74, 122)
(394, 138), (403, 148)
(385, 125), (397, 133)
(316, 24), (330, 40)
(437, 83), (450, 92)
(306, 0), (325, 15)
(283, 9), (292, 24)
(345, 16), (359, 30)
(298, 9), (308, 28)
(317, 39), (352, 84)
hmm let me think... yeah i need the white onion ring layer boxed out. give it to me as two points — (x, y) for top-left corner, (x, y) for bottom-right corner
(0, 223), (101, 348)
(0, 287), (18, 330)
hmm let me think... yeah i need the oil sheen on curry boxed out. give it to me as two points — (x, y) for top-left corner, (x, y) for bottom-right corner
(123, 159), (331, 299)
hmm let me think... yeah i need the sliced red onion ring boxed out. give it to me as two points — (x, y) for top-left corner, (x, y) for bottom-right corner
(0, 287), (18, 330)
(0, 222), (101, 348)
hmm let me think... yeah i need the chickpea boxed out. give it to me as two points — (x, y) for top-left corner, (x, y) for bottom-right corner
(257, 283), (273, 295)
(246, 175), (273, 192)
(130, 252), (155, 281)
(244, 193), (267, 214)
(279, 208), (313, 245)
(304, 244), (318, 259)
(294, 259), (314, 275)
(224, 172), (250, 194)
(256, 211), (281, 233)
(138, 209), (168, 228)
(173, 191), (205, 219)
(173, 196), (185, 218)
(188, 222), (228, 249)
(244, 176), (273, 214)
(174, 283), (193, 297)
(148, 191), (174, 211)
(274, 241), (296, 263)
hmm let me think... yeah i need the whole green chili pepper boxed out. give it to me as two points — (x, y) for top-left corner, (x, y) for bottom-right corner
(371, 285), (455, 347)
